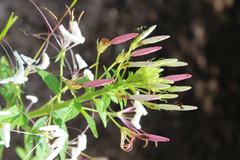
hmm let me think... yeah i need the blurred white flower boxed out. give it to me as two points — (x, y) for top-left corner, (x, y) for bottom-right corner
(83, 69), (94, 81)
(35, 52), (50, 70)
(68, 133), (87, 160)
(0, 51), (50, 85)
(59, 21), (85, 49)
(40, 125), (68, 160)
(75, 54), (88, 70)
(0, 51), (28, 84)
(0, 123), (11, 148)
(131, 100), (148, 129)
(26, 95), (38, 104)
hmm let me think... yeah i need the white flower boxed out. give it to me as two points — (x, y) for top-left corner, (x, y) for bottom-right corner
(83, 69), (94, 81)
(0, 51), (28, 84)
(0, 111), (11, 116)
(75, 54), (88, 70)
(20, 54), (35, 65)
(35, 53), (50, 70)
(0, 123), (11, 148)
(131, 100), (148, 129)
(26, 95), (38, 104)
(59, 21), (85, 49)
(0, 51), (50, 85)
(40, 125), (68, 160)
(68, 133), (87, 160)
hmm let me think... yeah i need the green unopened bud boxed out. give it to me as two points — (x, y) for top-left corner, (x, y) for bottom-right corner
(141, 35), (170, 45)
(131, 25), (157, 49)
(165, 61), (188, 67)
(157, 58), (178, 66)
(97, 38), (112, 54)
(156, 104), (198, 111)
(116, 50), (127, 64)
(166, 86), (192, 92)
(160, 94), (178, 99)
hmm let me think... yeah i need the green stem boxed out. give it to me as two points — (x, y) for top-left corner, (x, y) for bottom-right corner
(107, 113), (122, 129)
(58, 49), (66, 102)
(95, 53), (100, 79)
(99, 62), (117, 79)
(28, 82), (126, 118)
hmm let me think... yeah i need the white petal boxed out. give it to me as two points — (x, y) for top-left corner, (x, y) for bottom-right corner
(36, 53), (50, 70)
(131, 100), (148, 129)
(131, 114), (142, 129)
(70, 21), (85, 44)
(75, 54), (88, 69)
(59, 24), (85, 45)
(0, 111), (11, 116)
(2, 123), (11, 148)
(77, 134), (87, 151)
(20, 54), (35, 65)
(0, 51), (28, 84)
(83, 69), (94, 81)
(134, 101), (148, 116)
(40, 125), (68, 160)
(69, 134), (87, 160)
(26, 95), (38, 104)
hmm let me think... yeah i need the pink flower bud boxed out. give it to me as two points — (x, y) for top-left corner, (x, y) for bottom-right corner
(164, 74), (192, 82)
(131, 46), (162, 57)
(111, 33), (139, 45)
(139, 133), (170, 142)
(82, 79), (113, 87)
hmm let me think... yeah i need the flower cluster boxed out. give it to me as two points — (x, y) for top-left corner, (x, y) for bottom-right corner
(0, 1), (197, 160)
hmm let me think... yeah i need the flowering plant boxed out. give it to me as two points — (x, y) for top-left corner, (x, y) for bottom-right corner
(0, 0), (197, 159)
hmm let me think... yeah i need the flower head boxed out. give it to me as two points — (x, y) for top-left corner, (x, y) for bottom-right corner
(59, 21), (85, 49)
(40, 125), (68, 160)
(68, 133), (87, 160)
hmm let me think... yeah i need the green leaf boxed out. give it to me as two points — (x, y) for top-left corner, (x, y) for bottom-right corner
(35, 137), (49, 160)
(0, 13), (18, 41)
(16, 147), (27, 160)
(80, 109), (98, 138)
(31, 116), (48, 132)
(37, 70), (60, 94)
(93, 96), (110, 128)
(55, 100), (80, 122)
(0, 105), (19, 122)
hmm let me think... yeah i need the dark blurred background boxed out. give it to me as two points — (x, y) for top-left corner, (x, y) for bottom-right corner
(0, 0), (240, 160)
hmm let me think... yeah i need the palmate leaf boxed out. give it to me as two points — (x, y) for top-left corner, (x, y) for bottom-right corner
(37, 70), (60, 94)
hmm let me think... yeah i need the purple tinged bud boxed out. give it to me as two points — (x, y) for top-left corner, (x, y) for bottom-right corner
(111, 33), (139, 45)
(82, 79), (113, 87)
(131, 46), (162, 57)
(164, 74), (192, 82)
(139, 133), (170, 142)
